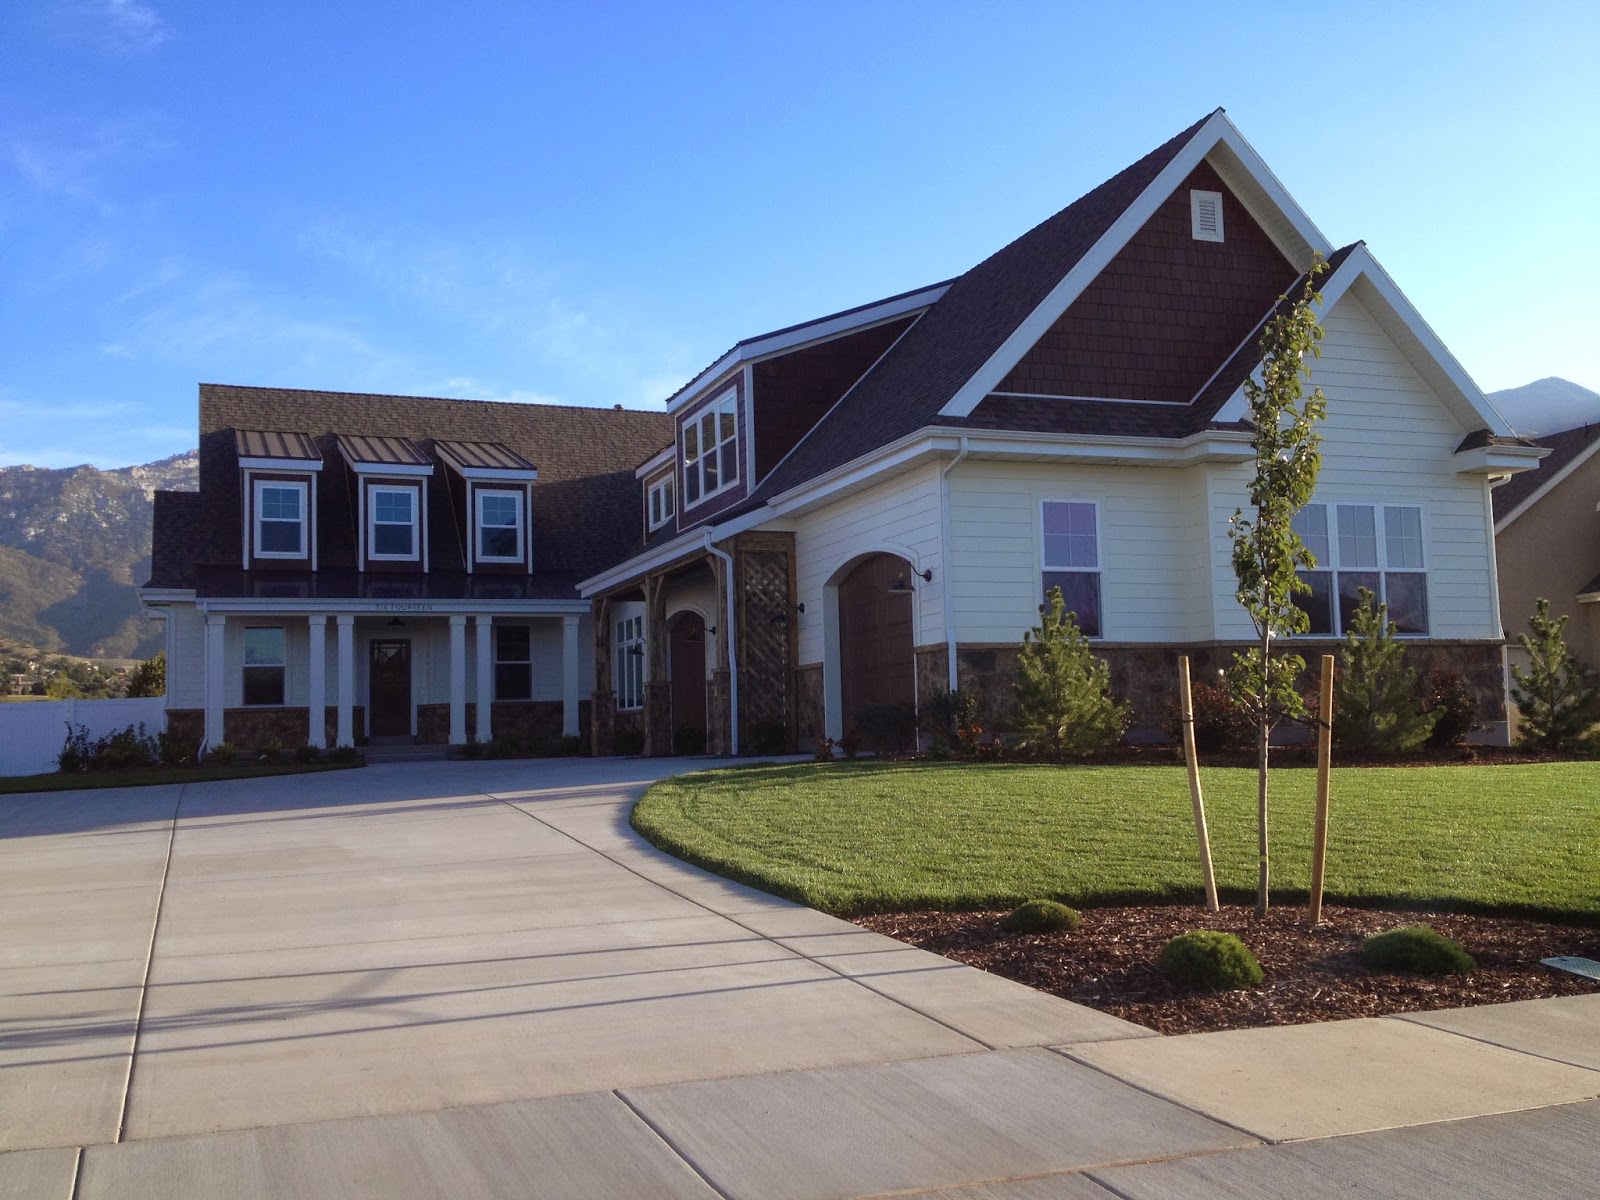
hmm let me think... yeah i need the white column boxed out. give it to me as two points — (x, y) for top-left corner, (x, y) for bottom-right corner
(336, 615), (355, 747)
(307, 615), (328, 749)
(448, 615), (467, 745)
(474, 614), (493, 743)
(562, 614), (581, 738)
(203, 613), (226, 749)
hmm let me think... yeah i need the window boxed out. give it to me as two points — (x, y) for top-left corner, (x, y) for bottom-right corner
(1041, 500), (1101, 638)
(242, 627), (285, 706)
(682, 389), (738, 506)
(476, 490), (523, 562)
(615, 614), (644, 709)
(1291, 502), (1429, 636)
(254, 480), (307, 558)
(647, 475), (675, 531)
(369, 486), (418, 560)
(495, 626), (532, 700)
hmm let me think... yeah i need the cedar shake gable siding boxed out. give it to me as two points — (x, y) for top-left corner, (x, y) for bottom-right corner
(995, 161), (1297, 403)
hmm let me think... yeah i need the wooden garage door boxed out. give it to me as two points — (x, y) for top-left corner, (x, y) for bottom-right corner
(838, 554), (915, 736)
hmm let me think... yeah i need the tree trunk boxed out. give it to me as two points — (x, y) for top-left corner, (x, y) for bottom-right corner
(1256, 626), (1272, 918)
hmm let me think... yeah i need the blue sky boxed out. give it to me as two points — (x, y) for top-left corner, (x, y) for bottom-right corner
(3, 1), (1596, 468)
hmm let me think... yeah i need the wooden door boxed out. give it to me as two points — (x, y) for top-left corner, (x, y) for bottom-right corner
(838, 554), (915, 736)
(368, 639), (412, 737)
(669, 613), (707, 751)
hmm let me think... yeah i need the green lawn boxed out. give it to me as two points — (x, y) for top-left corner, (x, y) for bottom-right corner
(633, 760), (1600, 920)
(0, 761), (361, 795)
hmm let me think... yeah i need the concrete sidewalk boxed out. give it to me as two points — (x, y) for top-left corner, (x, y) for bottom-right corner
(2, 758), (1597, 1198)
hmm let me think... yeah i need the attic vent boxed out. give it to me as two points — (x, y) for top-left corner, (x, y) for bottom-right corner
(1190, 190), (1224, 242)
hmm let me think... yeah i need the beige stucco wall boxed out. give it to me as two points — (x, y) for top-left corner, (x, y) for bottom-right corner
(1496, 444), (1600, 672)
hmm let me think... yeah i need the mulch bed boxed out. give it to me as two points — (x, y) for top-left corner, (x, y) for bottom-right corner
(854, 904), (1600, 1035)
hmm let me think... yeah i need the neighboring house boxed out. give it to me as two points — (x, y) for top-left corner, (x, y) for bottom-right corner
(1493, 422), (1600, 671)
(144, 109), (1543, 752)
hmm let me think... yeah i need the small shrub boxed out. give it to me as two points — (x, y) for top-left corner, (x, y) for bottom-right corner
(560, 734), (587, 757)
(1511, 598), (1600, 752)
(208, 741), (238, 765)
(1163, 680), (1253, 752)
(613, 728), (646, 756)
(156, 728), (200, 766)
(1000, 900), (1082, 934)
(1333, 588), (1438, 754)
(745, 720), (788, 755)
(292, 743), (320, 764)
(97, 724), (157, 770)
(812, 735), (836, 762)
(326, 744), (362, 765)
(853, 702), (917, 755)
(487, 735), (522, 759)
(673, 725), (707, 756)
(254, 737), (286, 764)
(1421, 669), (1477, 748)
(58, 723), (95, 773)
(920, 689), (981, 753)
(838, 731), (861, 760)
(1158, 930), (1263, 991)
(458, 736), (483, 759)
(1013, 586), (1131, 757)
(1363, 925), (1475, 975)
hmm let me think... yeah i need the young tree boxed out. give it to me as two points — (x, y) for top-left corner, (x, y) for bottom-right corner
(1511, 599), (1600, 751)
(1013, 586), (1131, 757)
(1226, 255), (1328, 917)
(126, 651), (167, 698)
(1333, 588), (1437, 753)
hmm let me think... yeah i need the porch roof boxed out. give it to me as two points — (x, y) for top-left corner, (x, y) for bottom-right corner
(193, 567), (587, 604)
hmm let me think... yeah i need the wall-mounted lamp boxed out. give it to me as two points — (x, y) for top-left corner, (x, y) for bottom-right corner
(888, 568), (934, 595)
(627, 644), (646, 657)
(386, 617), (406, 627)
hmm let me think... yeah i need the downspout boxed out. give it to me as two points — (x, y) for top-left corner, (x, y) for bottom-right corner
(939, 436), (971, 691)
(704, 531), (740, 755)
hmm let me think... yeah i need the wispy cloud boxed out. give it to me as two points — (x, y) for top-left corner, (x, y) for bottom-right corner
(4, 112), (175, 212)
(50, 0), (170, 56)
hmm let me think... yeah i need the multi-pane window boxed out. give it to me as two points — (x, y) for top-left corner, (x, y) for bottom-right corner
(1292, 502), (1428, 636)
(681, 389), (738, 506)
(615, 614), (644, 709)
(1041, 500), (1101, 637)
(254, 481), (306, 557)
(477, 490), (522, 561)
(242, 627), (285, 706)
(369, 486), (417, 559)
(647, 476), (675, 530)
(495, 626), (532, 700)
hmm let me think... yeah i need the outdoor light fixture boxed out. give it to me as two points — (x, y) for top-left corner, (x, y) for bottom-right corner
(627, 645), (645, 657)
(386, 617), (406, 627)
(887, 568), (934, 595)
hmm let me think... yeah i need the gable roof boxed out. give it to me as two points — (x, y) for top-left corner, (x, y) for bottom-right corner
(1492, 421), (1600, 528)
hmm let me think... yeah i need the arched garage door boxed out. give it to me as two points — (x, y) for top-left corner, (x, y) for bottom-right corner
(837, 553), (915, 736)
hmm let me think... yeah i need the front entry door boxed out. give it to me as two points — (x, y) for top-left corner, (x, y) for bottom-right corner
(669, 612), (708, 751)
(369, 640), (412, 737)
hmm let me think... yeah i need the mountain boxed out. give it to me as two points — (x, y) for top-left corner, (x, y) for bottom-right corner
(0, 452), (198, 658)
(1487, 377), (1600, 437)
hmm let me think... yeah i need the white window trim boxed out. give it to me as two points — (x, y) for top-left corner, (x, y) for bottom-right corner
(368, 484), (421, 562)
(1190, 189), (1224, 243)
(1294, 501), (1430, 637)
(647, 475), (675, 532)
(681, 388), (739, 510)
(494, 624), (533, 701)
(253, 479), (309, 561)
(1039, 498), (1104, 638)
(615, 612), (645, 710)
(241, 625), (287, 708)
(475, 488), (525, 563)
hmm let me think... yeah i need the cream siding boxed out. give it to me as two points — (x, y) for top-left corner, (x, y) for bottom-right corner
(166, 603), (206, 709)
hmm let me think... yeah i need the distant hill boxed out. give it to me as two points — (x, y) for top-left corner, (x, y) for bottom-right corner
(1487, 377), (1600, 437)
(0, 452), (198, 658)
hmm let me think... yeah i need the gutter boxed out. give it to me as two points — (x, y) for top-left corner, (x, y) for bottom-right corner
(703, 531), (740, 755)
(938, 436), (970, 690)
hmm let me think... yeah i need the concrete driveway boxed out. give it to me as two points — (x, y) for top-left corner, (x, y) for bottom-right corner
(5, 757), (1598, 1199)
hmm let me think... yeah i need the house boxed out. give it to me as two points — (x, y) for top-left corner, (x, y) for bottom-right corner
(143, 109), (1543, 753)
(1493, 422), (1600, 671)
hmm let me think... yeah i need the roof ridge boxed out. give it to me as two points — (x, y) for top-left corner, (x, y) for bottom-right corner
(198, 382), (667, 421)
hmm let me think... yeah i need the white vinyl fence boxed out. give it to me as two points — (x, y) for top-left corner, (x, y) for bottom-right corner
(0, 698), (167, 777)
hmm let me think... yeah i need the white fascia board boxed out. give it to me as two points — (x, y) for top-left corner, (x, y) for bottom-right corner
(1204, 133), (1329, 266)
(666, 284), (950, 416)
(940, 111), (1334, 420)
(238, 456), (323, 472)
(349, 461), (433, 477)
(578, 528), (721, 598)
(196, 597), (587, 615)
(1579, 590), (1600, 605)
(137, 588), (198, 604)
(1455, 444), (1548, 477)
(634, 446), (676, 479)
(1493, 439), (1592, 532)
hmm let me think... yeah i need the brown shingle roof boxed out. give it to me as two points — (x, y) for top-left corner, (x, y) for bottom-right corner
(1491, 422), (1600, 523)
(148, 490), (209, 588)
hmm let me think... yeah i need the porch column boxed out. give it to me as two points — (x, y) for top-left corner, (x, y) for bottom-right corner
(562, 614), (581, 738)
(203, 613), (225, 749)
(307, 615), (327, 749)
(336, 615), (355, 747)
(474, 614), (493, 743)
(448, 615), (467, 745)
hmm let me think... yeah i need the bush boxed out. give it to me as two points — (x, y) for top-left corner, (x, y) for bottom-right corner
(98, 724), (157, 770)
(1157, 930), (1264, 991)
(58, 723), (95, 773)
(673, 725), (707, 756)
(560, 735), (588, 757)
(1363, 925), (1475, 975)
(745, 720), (788, 755)
(326, 744), (362, 764)
(254, 737), (286, 764)
(1013, 586), (1131, 757)
(613, 728), (646, 756)
(838, 731), (862, 760)
(852, 703), (916, 755)
(458, 736), (483, 759)
(920, 689), (981, 753)
(1164, 679), (1253, 752)
(1000, 899), (1082, 934)
(157, 728), (200, 766)
(487, 735), (522, 759)
(208, 741), (238, 764)
(292, 743), (321, 764)
(1511, 598), (1600, 752)
(1333, 588), (1437, 754)
(1422, 670), (1477, 748)
(812, 735), (836, 762)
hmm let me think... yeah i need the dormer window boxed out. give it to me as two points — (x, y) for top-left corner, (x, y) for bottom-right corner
(648, 476), (675, 531)
(254, 480), (308, 558)
(683, 389), (738, 506)
(476, 490), (524, 562)
(369, 485), (420, 560)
